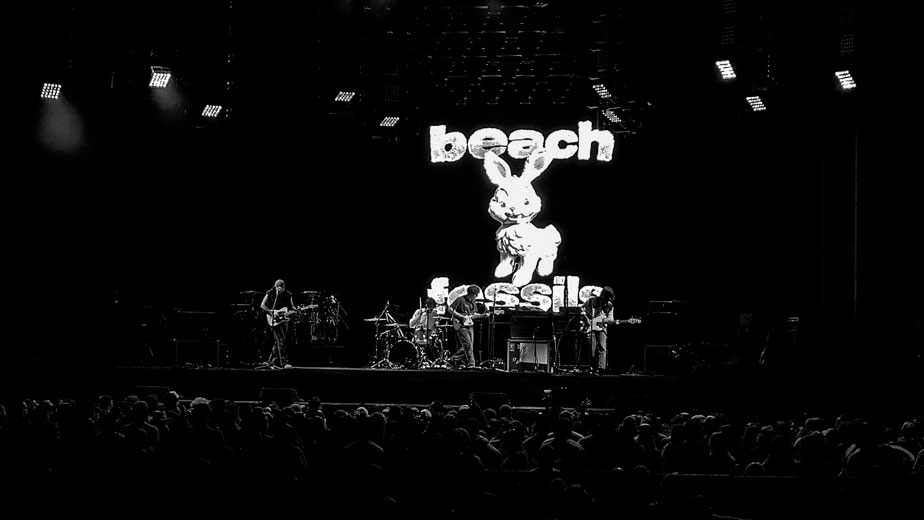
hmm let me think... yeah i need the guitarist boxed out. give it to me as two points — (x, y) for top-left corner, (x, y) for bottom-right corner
(260, 279), (296, 369)
(447, 284), (485, 368)
(581, 286), (617, 374)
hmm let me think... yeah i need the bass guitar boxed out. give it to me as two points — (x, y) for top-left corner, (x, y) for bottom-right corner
(580, 315), (641, 333)
(267, 304), (317, 326)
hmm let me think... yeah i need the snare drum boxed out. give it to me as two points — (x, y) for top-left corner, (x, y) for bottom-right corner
(388, 340), (420, 369)
(412, 328), (430, 346)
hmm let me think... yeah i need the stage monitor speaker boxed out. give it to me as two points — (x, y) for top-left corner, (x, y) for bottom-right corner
(643, 344), (695, 376)
(259, 387), (299, 407)
(507, 338), (550, 372)
(174, 339), (221, 367)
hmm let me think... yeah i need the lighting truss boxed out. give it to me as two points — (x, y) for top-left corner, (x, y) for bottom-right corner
(41, 83), (62, 99)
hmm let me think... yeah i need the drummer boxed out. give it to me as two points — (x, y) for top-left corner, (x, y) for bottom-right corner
(408, 297), (442, 338)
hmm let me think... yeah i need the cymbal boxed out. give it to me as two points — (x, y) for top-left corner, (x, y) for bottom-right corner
(300, 290), (320, 294)
(436, 324), (454, 328)
(385, 323), (408, 328)
(363, 317), (389, 322)
(240, 290), (261, 295)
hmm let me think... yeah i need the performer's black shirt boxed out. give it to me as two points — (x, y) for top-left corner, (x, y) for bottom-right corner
(265, 289), (295, 311)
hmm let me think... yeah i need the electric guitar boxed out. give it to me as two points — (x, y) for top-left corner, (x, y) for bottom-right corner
(580, 314), (641, 333)
(267, 304), (316, 326)
(452, 312), (491, 330)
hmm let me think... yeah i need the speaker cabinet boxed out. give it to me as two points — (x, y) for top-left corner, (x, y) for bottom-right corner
(507, 338), (550, 372)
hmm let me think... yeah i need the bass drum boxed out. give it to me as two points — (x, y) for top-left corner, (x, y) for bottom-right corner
(388, 340), (420, 369)
(422, 334), (444, 362)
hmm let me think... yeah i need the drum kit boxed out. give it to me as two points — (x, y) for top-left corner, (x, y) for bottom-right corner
(365, 301), (453, 369)
(294, 290), (348, 345)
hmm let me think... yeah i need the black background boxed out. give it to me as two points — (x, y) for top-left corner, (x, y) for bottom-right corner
(2, 1), (919, 373)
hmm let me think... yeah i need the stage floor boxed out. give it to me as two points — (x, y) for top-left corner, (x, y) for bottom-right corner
(5, 359), (921, 416)
(0, 362), (845, 414)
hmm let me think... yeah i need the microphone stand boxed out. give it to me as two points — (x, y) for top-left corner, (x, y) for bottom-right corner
(370, 300), (395, 369)
(486, 291), (499, 369)
(419, 297), (429, 368)
(580, 301), (597, 375)
(330, 295), (348, 344)
(559, 313), (582, 374)
(550, 313), (559, 374)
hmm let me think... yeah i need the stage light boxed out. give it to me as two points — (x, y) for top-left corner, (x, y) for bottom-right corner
(835, 70), (856, 90)
(715, 60), (736, 80)
(592, 83), (611, 99)
(41, 83), (62, 99)
(335, 91), (355, 102)
(201, 105), (222, 118)
(602, 109), (621, 124)
(149, 66), (172, 88)
(746, 95), (766, 112)
(380, 116), (399, 127)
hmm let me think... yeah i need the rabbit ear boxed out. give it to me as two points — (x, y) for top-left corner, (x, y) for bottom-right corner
(522, 148), (551, 182)
(484, 150), (512, 186)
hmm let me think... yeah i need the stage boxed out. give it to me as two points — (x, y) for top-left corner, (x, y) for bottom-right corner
(7, 358), (920, 417)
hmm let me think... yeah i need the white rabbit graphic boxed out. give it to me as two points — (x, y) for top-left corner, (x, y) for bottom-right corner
(484, 148), (561, 287)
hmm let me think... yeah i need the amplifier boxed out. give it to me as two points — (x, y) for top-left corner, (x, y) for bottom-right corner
(507, 338), (550, 372)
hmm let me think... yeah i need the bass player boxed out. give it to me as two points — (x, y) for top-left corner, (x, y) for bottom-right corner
(580, 286), (640, 374)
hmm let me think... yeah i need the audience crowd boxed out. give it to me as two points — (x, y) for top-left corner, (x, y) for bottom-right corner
(1, 390), (921, 519)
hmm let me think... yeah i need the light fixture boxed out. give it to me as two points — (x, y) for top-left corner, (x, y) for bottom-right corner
(335, 91), (356, 102)
(41, 83), (62, 99)
(602, 108), (621, 124)
(201, 105), (222, 118)
(835, 70), (856, 90)
(715, 60), (736, 80)
(746, 95), (766, 111)
(380, 116), (399, 127)
(149, 66), (172, 88)
(592, 83), (611, 99)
